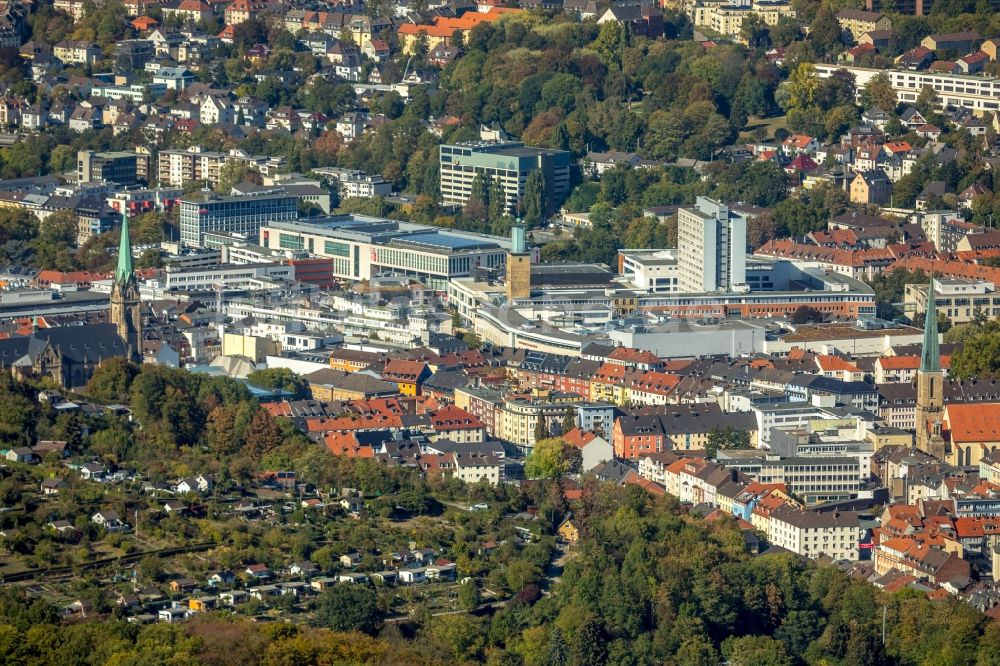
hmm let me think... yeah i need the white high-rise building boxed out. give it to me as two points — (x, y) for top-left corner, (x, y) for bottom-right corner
(677, 197), (747, 293)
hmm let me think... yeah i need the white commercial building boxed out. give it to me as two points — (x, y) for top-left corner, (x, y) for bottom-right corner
(815, 64), (1000, 114)
(767, 504), (861, 561)
(310, 167), (392, 199)
(619, 249), (679, 293)
(677, 197), (747, 293)
(160, 262), (294, 291)
(259, 216), (510, 290)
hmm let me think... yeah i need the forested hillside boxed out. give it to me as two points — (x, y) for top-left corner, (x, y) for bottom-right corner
(1, 482), (997, 666)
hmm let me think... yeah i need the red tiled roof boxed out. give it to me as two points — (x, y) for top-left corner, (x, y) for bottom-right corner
(782, 134), (814, 148)
(563, 427), (598, 448)
(894, 256), (1000, 288)
(608, 346), (662, 364)
(878, 355), (919, 370)
(758, 239), (936, 268)
(593, 362), (628, 384)
(131, 16), (158, 30)
(429, 404), (484, 430)
(883, 141), (912, 153)
(35, 269), (106, 285)
(816, 355), (861, 372)
(628, 370), (681, 395)
(324, 432), (374, 457)
(382, 359), (428, 382)
(305, 413), (402, 433)
(961, 50), (989, 64)
(878, 355), (951, 370)
(945, 402), (1000, 443)
(786, 154), (818, 172)
(846, 44), (876, 57)
(810, 229), (860, 246)
(627, 476), (666, 495)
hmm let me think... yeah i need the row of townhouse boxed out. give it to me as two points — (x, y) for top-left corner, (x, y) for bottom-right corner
(509, 352), (694, 408)
(611, 406), (759, 459)
(157, 145), (285, 188)
(754, 239), (936, 281)
(643, 451), (863, 560)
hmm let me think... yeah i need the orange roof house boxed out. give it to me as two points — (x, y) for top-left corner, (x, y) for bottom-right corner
(225, 0), (271, 24)
(261, 402), (292, 418)
(381, 359), (431, 396)
(163, 0), (212, 20)
(428, 404), (485, 442)
(592, 362), (628, 385)
(34, 269), (106, 288)
(607, 346), (663, 369)
(430, 404), (483, 429)
(782, 133), (815, 152)
(397, 7), (522, 54)
(562, 427), (599, 448)
(627, 371), (681, 398)
(131, 15), (159, 30)
(816, 354), (863, 375)
(305, 412), (402, 435)
(324, 432), (375, 458)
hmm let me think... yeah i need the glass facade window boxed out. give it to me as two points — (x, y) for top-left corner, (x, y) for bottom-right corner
(279, 233), (304, 250)
(324, 240), (351, 257)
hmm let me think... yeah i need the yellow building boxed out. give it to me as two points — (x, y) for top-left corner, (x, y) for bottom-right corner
(306, 368), (398, 402)
(836, 9), (891, 43)
(865, 426), (913, 451)
(589, 364), (629, 405)
(557, 516), (580, 543)
(339, 16), (392, 49)
(188, 597), (217, 612)
(221, 333), (280, 363)
(499, 396), (583, 449)
(689, 0), (796, 42)
(397, 8), (521, 55)
(849, 170), (891, 206)
(590, 381), (629, 405)
(381, 359), (430, 397)
(328, 348), (383, 373)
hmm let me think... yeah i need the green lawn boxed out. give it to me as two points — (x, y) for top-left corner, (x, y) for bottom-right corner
(740, 115), (789, 141)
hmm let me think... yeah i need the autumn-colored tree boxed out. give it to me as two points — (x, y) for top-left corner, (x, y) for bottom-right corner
(521, 108), (564, 149)
(314, 131), (343, 165)
(243, 408), (282, 459)
(206, 405), (239, 456)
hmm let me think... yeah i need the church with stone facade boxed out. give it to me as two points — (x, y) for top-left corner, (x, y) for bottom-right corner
(0, 214), (142, 390)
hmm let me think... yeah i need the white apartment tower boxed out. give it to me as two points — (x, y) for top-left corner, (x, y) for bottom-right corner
(677, 196), (747, 293)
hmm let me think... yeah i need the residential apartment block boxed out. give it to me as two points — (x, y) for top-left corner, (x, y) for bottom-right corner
(835, 9), (891, 42)
(158, 146), (285, 189)
(905, 278), (1000, 324)
(677, 197), (747, 293)
(78, 150), (138, 186)
(689, 0), (796, 42)
(768, 504), (861, 560)
(439, 140), (571, 215)
(815, 64), (1000, 114)
(718, 454), (862, 504)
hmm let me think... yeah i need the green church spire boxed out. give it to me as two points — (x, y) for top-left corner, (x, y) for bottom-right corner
(920, 276), (940, 373)
(115, 210), (134, 285)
